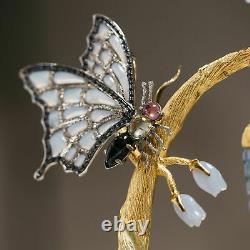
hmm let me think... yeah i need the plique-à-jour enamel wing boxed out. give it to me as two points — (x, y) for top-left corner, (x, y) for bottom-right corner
(20, 15), (139, 180)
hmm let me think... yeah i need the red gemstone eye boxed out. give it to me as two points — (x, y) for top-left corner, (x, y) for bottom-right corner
(142, 102), (162, 121)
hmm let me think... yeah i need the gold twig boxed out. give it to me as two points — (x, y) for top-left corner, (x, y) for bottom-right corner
(157, 163), (185, 212)
(118, 47), (250, 250)
(160, 156), (191, 166)
(159, 157), (210, 176)
(157, 163), (179, 196)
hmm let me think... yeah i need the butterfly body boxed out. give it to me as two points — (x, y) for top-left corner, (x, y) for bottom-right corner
(105, 100), (166, 168)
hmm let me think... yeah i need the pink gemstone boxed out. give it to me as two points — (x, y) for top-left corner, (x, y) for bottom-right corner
(142, 102), (162, 121)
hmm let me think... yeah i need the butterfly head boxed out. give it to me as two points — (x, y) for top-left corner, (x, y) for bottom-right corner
(141, 101), (162, 121)
(140, 81), (163, 122)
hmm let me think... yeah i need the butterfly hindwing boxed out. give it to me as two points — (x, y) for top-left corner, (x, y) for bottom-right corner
(80, 14), (135, 105)
(20, 63), (134, 179)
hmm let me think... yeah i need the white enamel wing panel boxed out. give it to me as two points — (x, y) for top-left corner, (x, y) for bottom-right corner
(64, 88), (82, 103)
(80, 15), (135, 104)
(48, 111), (59, 128)
(54, 72), (86, 84)
(67, 121), (88, 136)
(85, 88), (119, 106)
(103, 74), (117, 92)
(40, 90), (58, 107)
(65, 146), (77, 161)
(49, 131), (67, 157)
(90, 109), (112, 122)
(29, 71), (50, 89)
(109, 34), (127, 63)
(98, 119), (120, 135)
(111, 63), (129, 101)
(100, 49), (112, 65)
(79, 131), (96, 150)
(20, 64), (130, 179)
(63, 106), (88, 120)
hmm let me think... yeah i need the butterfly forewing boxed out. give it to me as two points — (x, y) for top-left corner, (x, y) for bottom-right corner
(20, 64), (134, 179)
(80, 15), (135, 105)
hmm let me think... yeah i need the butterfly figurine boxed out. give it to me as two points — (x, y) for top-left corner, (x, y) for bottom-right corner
(19, 14), (230, 228)
(19, 14), (171, 180)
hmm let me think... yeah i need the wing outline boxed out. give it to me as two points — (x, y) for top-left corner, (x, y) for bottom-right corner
(19, 63), (135, 180)
(80, 14), (136, 105)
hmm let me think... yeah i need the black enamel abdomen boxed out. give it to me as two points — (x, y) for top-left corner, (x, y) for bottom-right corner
(105, 132), (136, 169)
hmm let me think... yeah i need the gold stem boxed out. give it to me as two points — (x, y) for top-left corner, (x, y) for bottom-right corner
(118, 47), (250, 250)
(158, 163), (179, 196)
(158, 163), (185, 212)
(160, 157), (210, 176)
(160, 156), (191, 166)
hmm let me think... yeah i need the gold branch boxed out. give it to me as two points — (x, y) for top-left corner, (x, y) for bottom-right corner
(118, 47), (250, 250)
(160, 48), (250, 154)
(160, 156), (191, 166)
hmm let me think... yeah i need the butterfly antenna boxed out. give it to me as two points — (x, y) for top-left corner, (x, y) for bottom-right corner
(141, 81), (148, 106)
(132, 56), (137, 82)
(148, 81), (154, 102)
(154, 66), (181, 103)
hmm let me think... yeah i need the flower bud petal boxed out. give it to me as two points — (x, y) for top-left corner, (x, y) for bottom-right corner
(192, 161), (227, 197)
(173, 194), (206, 227)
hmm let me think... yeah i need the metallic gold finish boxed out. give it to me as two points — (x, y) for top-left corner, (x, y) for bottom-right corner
(118, 48), (250, 250)
(154, 66), (181, 103)
(160, 156), (191, 166)
(242, 123), (250, 148)
(158, 163), (185, 212)
(173, 195), (186, 213)
(159, 157), (210, 176)
(190, 159), (210, 176)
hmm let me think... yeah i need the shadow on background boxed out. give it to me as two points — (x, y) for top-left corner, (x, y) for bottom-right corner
(1, 0), (250, 249)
